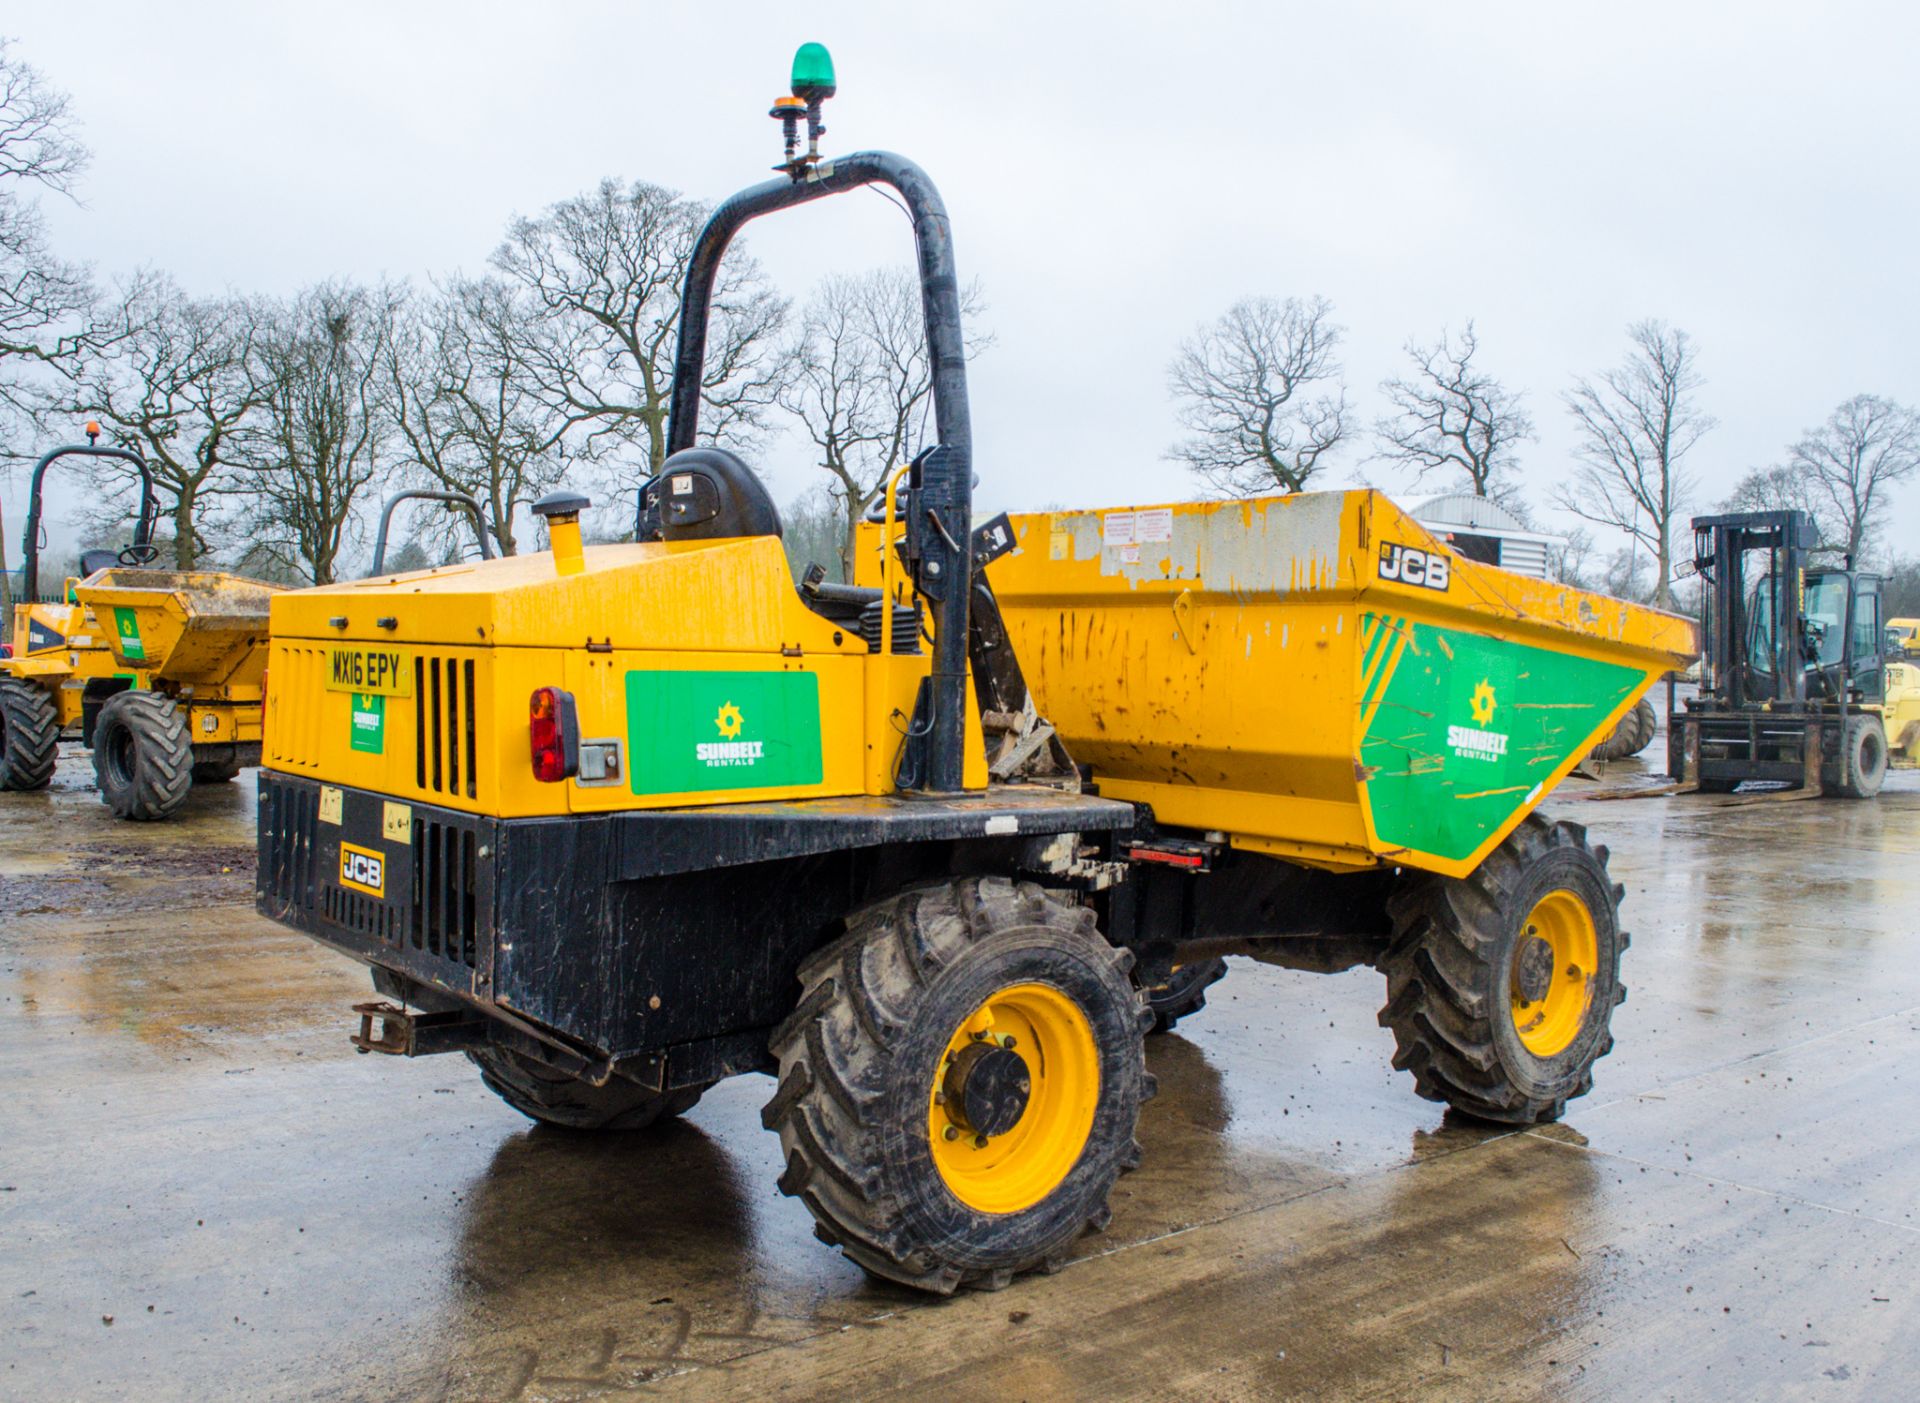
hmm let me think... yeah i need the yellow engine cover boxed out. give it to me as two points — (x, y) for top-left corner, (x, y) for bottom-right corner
(263, 536), (978, 818)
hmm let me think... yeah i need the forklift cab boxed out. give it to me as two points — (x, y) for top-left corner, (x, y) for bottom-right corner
(1743, 568), (1889, 702)
(1743, 568), (1885, 705)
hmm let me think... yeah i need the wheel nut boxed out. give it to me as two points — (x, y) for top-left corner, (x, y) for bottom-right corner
(943, 1125), (960, 1141)
(973, 1134), (988, 1149)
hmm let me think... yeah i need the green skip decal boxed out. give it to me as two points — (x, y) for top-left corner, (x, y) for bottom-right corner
(113, 608), (145, 662)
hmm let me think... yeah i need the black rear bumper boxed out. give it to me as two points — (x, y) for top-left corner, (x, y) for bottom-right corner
(257, 771), (495, 1001)
(256, 771), (1134, 1076)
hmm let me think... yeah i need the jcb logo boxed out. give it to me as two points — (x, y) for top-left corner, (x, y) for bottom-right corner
(1379, 543), (1451, 592)
(339, 842), (386, 898)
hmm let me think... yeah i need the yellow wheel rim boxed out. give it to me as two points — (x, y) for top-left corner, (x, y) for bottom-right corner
(1510, 889), (1598, 1058)
(928, 983), (1100, 1214)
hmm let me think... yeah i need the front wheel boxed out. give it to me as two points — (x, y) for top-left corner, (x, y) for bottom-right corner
(93, 691), (192, 820)
(764, 878), (1151, 1293)
(1378, 814), (1625, 1124)
(1826, 714), (1886, 799)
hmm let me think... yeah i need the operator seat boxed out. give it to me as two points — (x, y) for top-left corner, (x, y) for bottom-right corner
(78, 549), (122, 577)
(639, 447), (783, 542)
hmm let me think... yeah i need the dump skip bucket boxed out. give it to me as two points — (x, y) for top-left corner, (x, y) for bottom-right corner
(74, 569), (280, 685)
(988, 491), (1697, 878)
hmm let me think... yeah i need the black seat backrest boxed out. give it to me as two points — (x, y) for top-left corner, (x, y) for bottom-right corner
(639, 447), (783, 542)
(78, 549), (121, 577)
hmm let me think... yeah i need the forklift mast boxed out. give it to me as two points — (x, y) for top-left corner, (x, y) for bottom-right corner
(1690, 509), (1885, 710)
(1691, 510), (1821, 707)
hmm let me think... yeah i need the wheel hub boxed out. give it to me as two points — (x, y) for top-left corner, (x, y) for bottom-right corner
(943, 1040), (1032, 1138)
(1514, 932), (1556, 1003)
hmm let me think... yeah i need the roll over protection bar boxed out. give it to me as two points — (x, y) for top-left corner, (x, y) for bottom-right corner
(21, 443), (158, 601)
(368, 489), (497, 576)
(666, 152), (976, 795)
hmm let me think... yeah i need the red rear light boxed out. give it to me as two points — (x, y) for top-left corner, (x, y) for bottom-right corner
(529, 686), (579, 782)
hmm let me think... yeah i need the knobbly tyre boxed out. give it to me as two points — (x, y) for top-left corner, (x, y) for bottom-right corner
(253, 46), (1697, 1293)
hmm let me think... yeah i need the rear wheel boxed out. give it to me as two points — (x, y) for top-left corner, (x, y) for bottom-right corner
(92, 691), (192, 820)
(468, 1045), (711, 1130)
(764, 877), (1150, 1293)
(1827, 714), (1886, 799)
(1144, 957), (1228, 1033)
(191, 754), (243, 784)
(1589, 697), (1657, 760)
(1378, 814), (1625, 1124)
(0, 679), (59, 791)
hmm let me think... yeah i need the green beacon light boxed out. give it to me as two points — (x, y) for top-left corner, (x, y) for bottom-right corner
(774, 43), (836, 175)
(790, 42), (836, 101)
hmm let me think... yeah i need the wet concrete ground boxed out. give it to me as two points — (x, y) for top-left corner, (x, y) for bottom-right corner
(3, 730), (1917, 1400)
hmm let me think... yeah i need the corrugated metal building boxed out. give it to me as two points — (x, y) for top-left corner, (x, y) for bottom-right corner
(1411, 494), (1564, 580)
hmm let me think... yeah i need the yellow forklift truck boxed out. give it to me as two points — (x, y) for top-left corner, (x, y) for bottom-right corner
(1667, 510), (1916, 794)
(255, 47), (1695, 1292)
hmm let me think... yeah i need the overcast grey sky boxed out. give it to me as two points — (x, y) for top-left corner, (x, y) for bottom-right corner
(8, 0), (1919, 564)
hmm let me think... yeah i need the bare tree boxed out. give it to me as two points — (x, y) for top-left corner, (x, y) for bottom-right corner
(0, 41), (85, 193)
(70, 271), (263, 568)
(0, 40), (93, 611)
(780, 484), (846, 583)
(778, 268), (990, 573)
(490, 179), (786, 484)
(1555, 320), (1713, 609)
(384, 275), (574, 555)
(1167, 295), (1347, 496)
(1721, 463), (1832, 543)
(0, 37), (90, 395)
(1375, 321), (1534, 501)
(241, 281), (399, 584)
(1785, 395), (1920, 563)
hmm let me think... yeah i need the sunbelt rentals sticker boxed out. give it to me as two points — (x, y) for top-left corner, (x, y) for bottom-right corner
(113, 608), (146, 661)
(350, 693), (385, 754)
(1446, 679), (1509, 762)
(626, 670), (823, 795)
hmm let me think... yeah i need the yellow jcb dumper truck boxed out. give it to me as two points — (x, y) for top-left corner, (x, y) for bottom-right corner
(0, 431), (277, 818)
(254, 47), (1696, 1293)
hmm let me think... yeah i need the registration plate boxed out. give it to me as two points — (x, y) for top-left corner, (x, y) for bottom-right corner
(325, 646), (412, 696)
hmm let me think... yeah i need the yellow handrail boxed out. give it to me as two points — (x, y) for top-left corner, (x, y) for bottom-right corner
(877, 463), (914, 657)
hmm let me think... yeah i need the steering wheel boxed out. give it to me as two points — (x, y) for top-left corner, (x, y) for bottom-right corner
(118, 543), (161, 566)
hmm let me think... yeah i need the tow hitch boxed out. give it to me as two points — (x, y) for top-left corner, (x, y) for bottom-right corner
(350, 1001), (490, 1056)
